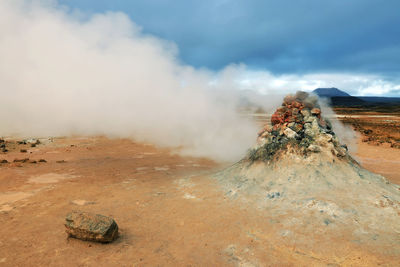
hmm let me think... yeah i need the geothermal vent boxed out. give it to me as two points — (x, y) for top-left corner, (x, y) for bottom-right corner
(250, 91), (351, 162)
(214, 91), (399, 247)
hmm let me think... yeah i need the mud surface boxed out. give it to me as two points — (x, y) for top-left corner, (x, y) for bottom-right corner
(0, 133), (399, 266)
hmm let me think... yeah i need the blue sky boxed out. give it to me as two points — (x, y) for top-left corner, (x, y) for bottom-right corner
(57, 0), (400, 96)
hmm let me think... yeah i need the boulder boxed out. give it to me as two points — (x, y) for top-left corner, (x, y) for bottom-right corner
(65, 211), (118, 243)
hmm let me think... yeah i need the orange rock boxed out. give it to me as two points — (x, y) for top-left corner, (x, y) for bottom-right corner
(292, 101), (301, 108)
(311, 108), (321, 115)
(271, 113), (283, 125)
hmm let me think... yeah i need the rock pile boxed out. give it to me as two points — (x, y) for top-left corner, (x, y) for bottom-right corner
(249, 91), (348, 162)
(213, 91), (400, 254)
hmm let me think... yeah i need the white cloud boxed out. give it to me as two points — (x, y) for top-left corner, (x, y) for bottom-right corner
(233, 69), (400, 96)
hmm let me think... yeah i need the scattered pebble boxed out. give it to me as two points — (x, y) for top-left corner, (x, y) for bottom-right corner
(13, 158), (29, 163)
(154, 166), (169, 171)
(71, 200), (95, 206)
(183, 193), (197, 199)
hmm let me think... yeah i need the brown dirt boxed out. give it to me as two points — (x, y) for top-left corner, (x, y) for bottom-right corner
(334, 106), (400, 148)
(0, 134), (399, 266)
(334, 107), (400, 183)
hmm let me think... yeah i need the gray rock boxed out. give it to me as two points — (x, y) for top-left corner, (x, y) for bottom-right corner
(307, 144), (321, 152)
(65, 211), (118, 243)
(332, 147), (347, 157)
(301, 109), (311, 117)
(304, 115), (316, 123)
(284, 128), (298, 139)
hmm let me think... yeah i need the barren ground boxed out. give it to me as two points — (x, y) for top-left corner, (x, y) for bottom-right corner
(0, 112), (399, 266)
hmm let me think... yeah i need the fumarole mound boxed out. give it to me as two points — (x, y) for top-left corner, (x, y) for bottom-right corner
(214, 91), (400, 253)
(250, 90), (350, 162)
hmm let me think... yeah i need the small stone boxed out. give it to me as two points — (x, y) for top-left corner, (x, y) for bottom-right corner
(293, 123), (303, 132)
(304, 115), (316, 123)
(20, 149), (27, 153)
(1, 159), (8, 164)
(25, 139), (40, 145)
(65, 211), (118, 243)
(38, 159), (47, 163)
(56, 160), (66, 163)
(13, 158), (29, 163)
(287, 122), (295, 128)
(284, 128), (298, 139)
(292, 101), (302, 109)
(307, 144), (321, 152)
(271, 113), (283, 125)
(332, 147), (347, 157)
(311, 108), (321, 116)
(300, 109), (310, 117)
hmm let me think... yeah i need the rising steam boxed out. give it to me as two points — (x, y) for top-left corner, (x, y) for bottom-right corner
(0, 1), (267, 161)
(0, 1), (359, 161)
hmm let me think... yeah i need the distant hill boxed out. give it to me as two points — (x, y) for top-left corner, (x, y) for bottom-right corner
(311, 87), (400, 106)
(313, 88), (351, 97)
(328, 96), (366, 106)
(312, 88), (365, 106)
(357, 96), (400, 104)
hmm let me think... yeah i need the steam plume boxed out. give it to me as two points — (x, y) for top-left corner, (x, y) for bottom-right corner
(0, 1), (263, 161)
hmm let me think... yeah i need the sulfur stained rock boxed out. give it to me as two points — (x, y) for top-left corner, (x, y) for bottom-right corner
(65, 211), (118, 243)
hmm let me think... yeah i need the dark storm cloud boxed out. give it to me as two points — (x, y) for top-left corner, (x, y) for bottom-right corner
(59, 0), (400, 76)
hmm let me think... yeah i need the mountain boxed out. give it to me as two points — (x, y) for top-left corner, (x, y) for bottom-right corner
(312, 88), (365, 106)
(312, 87), (351, 97)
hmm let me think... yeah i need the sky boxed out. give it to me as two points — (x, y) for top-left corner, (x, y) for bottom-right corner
(0, 0), (388, 159)
(55, 0), (400, 96)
